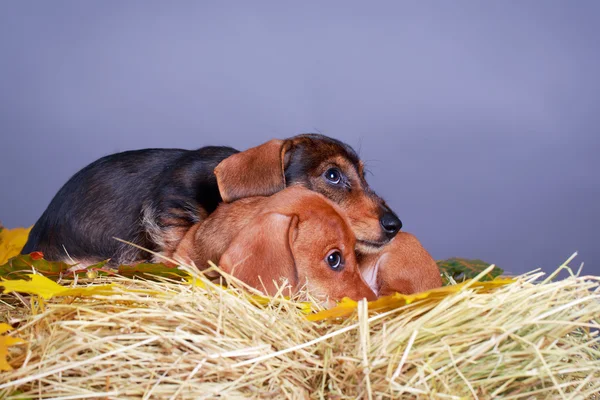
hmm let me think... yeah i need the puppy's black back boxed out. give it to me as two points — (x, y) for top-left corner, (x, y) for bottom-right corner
(22, 146), (237, 264)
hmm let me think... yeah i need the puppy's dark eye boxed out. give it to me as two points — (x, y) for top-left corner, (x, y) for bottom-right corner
(326, 250), (343, 270)
(324, 168), (342, 184)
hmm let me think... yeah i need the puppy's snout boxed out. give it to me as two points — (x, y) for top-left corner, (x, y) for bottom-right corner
(380, 211), (402, 238)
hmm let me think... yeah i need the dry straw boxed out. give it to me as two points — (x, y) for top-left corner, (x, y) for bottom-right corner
(0, 255), (599, 399)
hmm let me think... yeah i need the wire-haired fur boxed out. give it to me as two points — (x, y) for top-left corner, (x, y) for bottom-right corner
(22, 134), (402, 266)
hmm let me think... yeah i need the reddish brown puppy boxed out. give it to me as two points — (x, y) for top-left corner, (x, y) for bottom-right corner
(213, 134), (402, 256)
(358, 232), (443, 296)
(171, 186), (377, 304)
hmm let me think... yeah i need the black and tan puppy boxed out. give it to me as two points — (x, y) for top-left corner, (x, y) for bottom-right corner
(22, 134), (402, 265)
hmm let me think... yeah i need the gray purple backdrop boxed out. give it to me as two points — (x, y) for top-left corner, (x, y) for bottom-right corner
(1, 1), (598, 276)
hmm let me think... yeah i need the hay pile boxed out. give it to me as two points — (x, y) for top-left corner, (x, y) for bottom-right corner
(0, 259), (599, 399)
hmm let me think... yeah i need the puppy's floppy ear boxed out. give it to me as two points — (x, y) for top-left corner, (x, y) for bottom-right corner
(214, 139), (291, 203)
(219, 212), (300, 296)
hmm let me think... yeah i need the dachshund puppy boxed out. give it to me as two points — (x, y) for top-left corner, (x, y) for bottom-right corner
(358, 232), (443, 296)
(170, 186), (377, 303)
(22, 134), (401, 266)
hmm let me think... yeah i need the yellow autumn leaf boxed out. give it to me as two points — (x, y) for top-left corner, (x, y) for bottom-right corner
(307, 278), (515, 321)
(0, 226), (32, 265)
(0, 274), (116, 299)
(0, 323), (13, 335)
(0, 323), (26, 371)
(185, 275), (208, 289)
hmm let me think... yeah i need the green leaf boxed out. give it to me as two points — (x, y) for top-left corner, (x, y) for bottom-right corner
(437, 257), (504, 284)
(116, 262), (190, 280)
(0, 253), (189, 281)
(0, 253), (72, 280)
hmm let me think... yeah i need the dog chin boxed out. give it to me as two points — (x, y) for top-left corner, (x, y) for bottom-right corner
(356, 238), (390, 253)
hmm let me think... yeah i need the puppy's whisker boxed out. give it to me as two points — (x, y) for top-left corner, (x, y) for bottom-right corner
(356, 136), (364, 157)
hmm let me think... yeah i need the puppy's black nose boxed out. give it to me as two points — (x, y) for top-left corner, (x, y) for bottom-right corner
(380, 212), (402, 238)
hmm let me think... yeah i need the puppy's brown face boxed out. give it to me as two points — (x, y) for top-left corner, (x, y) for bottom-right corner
(215, 134), (402, 254)
(283, 135), (402, 253)
(210, 187), (377, 304)
(290, 197), (377, 303)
